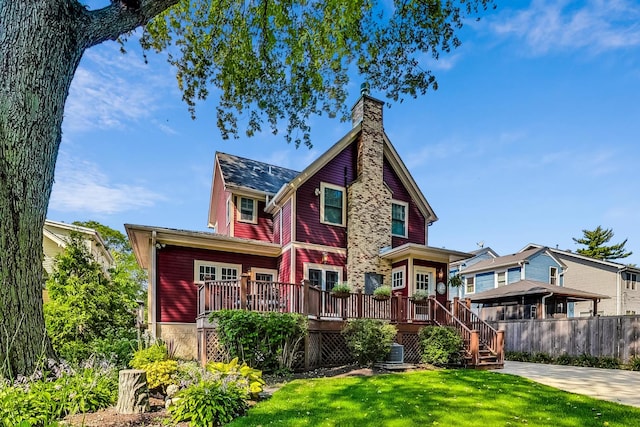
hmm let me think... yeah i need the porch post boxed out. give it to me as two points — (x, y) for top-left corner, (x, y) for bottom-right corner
(302, 279), (310, 317)
(356, 289), (363, 318)
(465, 298), (472, 309)
(470, 330), (480, 366)
(240, 273), (249, 310)
(453, 296), (460, 318)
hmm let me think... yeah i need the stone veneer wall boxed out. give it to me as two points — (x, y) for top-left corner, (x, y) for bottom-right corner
(156, 323), (198, 360)
(346, 95), (392, 289)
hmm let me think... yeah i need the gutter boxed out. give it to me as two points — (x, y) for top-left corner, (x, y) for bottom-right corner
(541, 292), (553, 319)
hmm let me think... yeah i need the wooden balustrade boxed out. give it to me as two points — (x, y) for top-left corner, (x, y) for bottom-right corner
(454, 297), (504, 363)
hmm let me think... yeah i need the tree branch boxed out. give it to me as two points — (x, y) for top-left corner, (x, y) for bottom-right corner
(83, 0), (180, 48)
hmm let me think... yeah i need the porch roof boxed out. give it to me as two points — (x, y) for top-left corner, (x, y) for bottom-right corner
(379, 243), (473, 264)
(468, 280), (610, 303)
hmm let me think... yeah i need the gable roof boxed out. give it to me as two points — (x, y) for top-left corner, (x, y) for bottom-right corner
(460, 247), (546, 274)
(216, 152), (300, 196)
(468, 279), (610, 303)
(522, 243), (640, 273)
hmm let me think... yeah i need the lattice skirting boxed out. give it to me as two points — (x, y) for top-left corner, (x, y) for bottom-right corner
(198, 327), (419, 369)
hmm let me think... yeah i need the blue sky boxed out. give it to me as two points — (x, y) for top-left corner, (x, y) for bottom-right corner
(49, 0), (640, 265)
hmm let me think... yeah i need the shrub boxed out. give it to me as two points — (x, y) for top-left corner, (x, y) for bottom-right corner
(139, 360), (179, 393)
(555, 353), (573, 365)
(504, 351), (531, 362)
(419, 326), (463, 366)
(206, 358), (265, 398)
(169, 379), (248, 427)
(210, 310), (308, 373)
(341, 319), (397, 366)
(628, 356), (640, 371)
(531, 352), (553, 364)
(130, 343), (168, 368)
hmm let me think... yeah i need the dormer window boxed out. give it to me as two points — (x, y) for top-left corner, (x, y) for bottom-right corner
(391, 201), (408, 237)
(238, 197), (257, 223)
(320, 182), (346, 226)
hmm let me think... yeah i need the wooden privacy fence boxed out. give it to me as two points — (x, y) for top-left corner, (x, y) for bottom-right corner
(492, 315), (640, 362)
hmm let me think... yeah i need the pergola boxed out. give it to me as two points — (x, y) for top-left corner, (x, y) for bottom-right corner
(468, 280), (609, 320)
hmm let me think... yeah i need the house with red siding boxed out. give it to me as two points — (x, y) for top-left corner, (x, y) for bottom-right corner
(126, 93), (473, 360)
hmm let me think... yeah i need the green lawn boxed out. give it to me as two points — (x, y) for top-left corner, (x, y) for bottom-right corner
(229, 370), (640, 427)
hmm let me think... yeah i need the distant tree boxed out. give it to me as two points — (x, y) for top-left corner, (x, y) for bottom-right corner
(573, 226), (633, 261)
(44, 232), (142, 365)
(73, 220), (131, 253)
(1, 0), (494, 377)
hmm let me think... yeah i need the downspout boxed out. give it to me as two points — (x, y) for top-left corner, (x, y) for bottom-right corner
(150, 230), (158, 339)
(617, 267), (624, 315)
(541, 292), (553, 319)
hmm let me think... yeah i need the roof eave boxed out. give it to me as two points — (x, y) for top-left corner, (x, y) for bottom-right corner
(380, 243), (472, 263)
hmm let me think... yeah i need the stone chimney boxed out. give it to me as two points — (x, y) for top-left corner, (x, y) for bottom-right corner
(346, 87), (393, 289)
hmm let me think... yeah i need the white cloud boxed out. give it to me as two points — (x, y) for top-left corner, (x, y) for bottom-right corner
(50, 153), (164, 214)
(490, 0), (640, 55)
(63, 44), (175, 133)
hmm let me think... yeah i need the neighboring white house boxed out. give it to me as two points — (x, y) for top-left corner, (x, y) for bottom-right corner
(522, 244), (640, 316)
(43, 220), (115, 276)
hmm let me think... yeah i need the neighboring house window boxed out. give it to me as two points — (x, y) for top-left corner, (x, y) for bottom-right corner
(194, 261), (241, 283)
(238, 197), (257, 223)
(391, 201), (408, 237)
(392, 266), (406, 290)
(549, 267), (558, 286)
(320, 182), (346, 226)
(496, 272), (506, 287)
(306, 264), (341, 291)
(626, 273), (637, 291)
(465, 277), (475, 294)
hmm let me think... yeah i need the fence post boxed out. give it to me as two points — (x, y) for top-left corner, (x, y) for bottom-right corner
(453, 297), (460, 319)
(356, 289), (363, 318)
(240, 274), (249, 310)
(470, 330), (480, 366)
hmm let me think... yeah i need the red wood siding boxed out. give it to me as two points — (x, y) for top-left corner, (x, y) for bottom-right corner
(295, 142), (357, 247)
(383, 157), (425, 247)
(157, 245), (278, 323)
(211, 165), (231, 235)
(279, 249), (291, 283)
(294, 248), (347, 284)
(233, 199), (273, 242)
(282, 199), (292, 245)
(273, 209), (281, 245)
(392, 260), (409, 297)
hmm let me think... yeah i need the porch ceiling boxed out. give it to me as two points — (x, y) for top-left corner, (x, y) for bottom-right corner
(379, 243), (473, 264)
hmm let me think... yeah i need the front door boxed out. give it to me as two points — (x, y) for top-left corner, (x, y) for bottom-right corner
(414, 268), (434, 320)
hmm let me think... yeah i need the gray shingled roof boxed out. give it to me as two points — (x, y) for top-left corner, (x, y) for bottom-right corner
(468, 280), (609, 303)
(217, 152), (300, 195)
(461, 247), (543, 274)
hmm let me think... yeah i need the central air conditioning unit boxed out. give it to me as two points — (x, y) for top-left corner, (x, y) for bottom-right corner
(387, 343), (404, 364)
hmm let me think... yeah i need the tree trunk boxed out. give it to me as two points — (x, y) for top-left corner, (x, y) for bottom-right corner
(0, 0), (179, 378)
(116, 369), (150, 414)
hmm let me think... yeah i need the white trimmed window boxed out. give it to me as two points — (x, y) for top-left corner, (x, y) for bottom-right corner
(391, 266), (406, 290)
(194, 261), (241, 283)
(496, 271), (506, 287)
(549, 267), (558, 286)
(626, 273), (637, 291)
(414, 267), (434, 294)
(465, 276), (475, 294)
(304, 263), (342, 291)
(391, 201), (408, 237)
(320, 182), (346, 226)
(238, 197), (257, 223)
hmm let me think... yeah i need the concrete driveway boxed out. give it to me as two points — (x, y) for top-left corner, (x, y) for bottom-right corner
(496, 361), (640, 407)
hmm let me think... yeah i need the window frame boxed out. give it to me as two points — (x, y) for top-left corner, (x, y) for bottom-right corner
(414, 267), (435, 294)
(194, 260), (242, 284)
(465, 276), (475, 294)
(391, 200), (408, 238)
(549, 267), (558, 286)
(496, 271), (506, 287)
(237, 196), (258, 224)
(319, 182), (346, 227)
(304, 263), (343, 291)
(391, 266), (406, 290)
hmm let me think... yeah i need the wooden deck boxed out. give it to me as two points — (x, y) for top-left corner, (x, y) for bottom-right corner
(197, 275), (504, 369)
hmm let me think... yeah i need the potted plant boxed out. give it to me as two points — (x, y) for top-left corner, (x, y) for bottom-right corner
(410, 289), (431, 305)
(331, 282), (352, 298)
(448, 274), (463, 288)
(372, 285), (392, 301)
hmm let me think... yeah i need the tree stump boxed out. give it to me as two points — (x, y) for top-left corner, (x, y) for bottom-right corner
(115, 369), (150, 414)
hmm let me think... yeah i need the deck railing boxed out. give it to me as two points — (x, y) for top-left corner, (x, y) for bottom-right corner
(453, 297), (504, 363)
(427, 296), (479, 364)
(197, 275), (437, 324)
